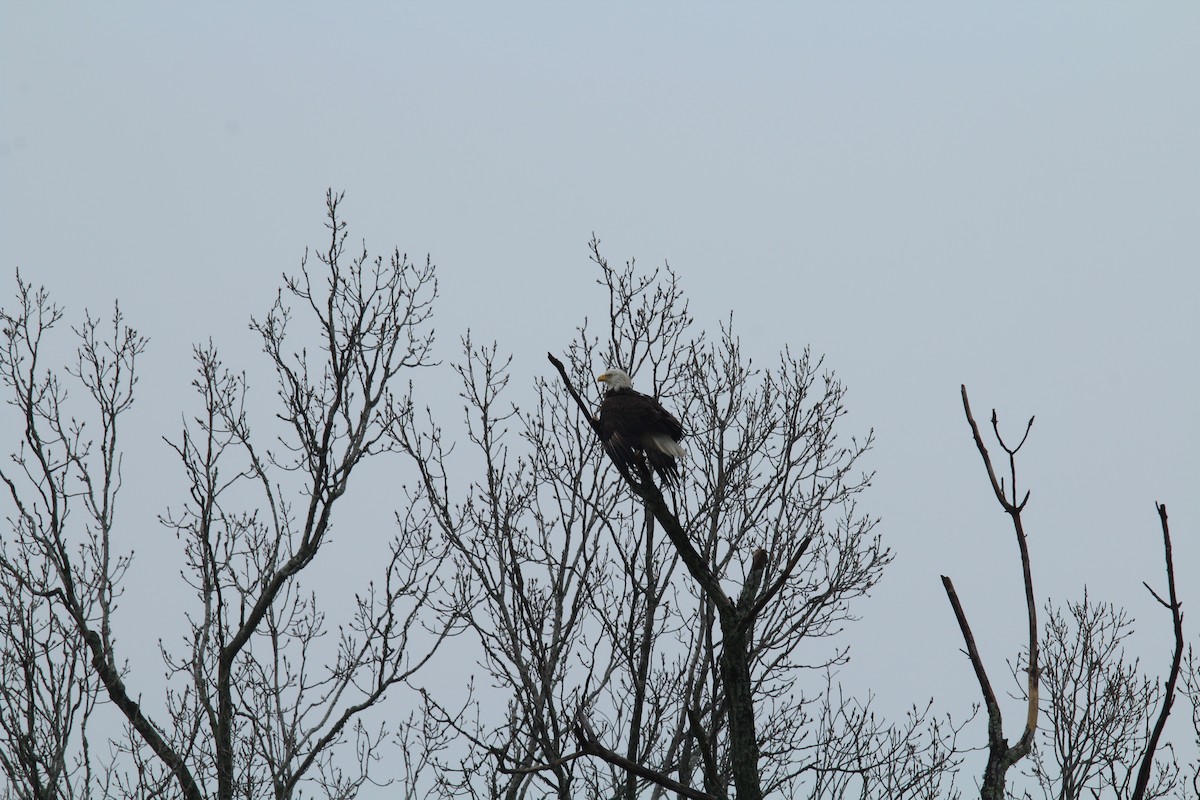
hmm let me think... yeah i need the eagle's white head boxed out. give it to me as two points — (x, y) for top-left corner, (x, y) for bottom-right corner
(596, 368), (633, 391)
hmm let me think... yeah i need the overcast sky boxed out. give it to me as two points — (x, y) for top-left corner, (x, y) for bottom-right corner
(3, 2), (1198, 789)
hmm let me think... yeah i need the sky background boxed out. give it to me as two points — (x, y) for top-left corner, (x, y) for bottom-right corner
(3, 2), (1198, 791)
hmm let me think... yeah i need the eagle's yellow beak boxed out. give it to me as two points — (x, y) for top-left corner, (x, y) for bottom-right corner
(596, 373), (608, 383)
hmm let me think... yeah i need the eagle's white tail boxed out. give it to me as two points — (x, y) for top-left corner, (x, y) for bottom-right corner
(646, 433), (685, 458)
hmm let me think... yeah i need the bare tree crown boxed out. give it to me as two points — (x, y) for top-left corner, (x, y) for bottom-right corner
(0, 199), (1191, 800)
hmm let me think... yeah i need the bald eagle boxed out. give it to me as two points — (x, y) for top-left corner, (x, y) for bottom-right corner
(596, 368), (685, 488)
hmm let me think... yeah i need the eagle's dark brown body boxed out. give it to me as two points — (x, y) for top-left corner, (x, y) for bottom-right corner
(597, 385), (685, 489)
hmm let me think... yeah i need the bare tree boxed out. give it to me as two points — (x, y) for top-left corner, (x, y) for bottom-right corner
(402, 241), (962, 800)
(941, 387), (1040, 800)
(1181, 651), (1200, 799)
(12, 200), (1192, 800)
(0, 192), (452, 800)
(947, 390), (1187, 800)
(0, 282), (137, 800)
(0, 501), (104, 800)
(1025, 591), (1178, 800)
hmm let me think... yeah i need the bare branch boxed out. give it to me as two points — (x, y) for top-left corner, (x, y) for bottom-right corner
(948, 386), (1040, 800)
(1132, 503), (1184, 800)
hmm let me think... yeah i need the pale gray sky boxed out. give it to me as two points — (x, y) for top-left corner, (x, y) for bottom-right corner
(3, 2), (1198, 790)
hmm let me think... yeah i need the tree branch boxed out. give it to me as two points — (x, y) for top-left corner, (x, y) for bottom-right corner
(547, 352), (731, 613)
(949, 385), (1040, 799)
(1131, 503), (1184, 800)
(574, 718), (719, 800)
(941, 575), (1001, 721)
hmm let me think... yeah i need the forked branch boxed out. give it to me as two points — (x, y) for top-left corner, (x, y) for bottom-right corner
(943, 385), (1040, 800)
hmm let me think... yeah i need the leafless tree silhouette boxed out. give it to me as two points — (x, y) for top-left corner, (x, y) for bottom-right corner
(0, 193), (452, 800)
(1023, 588), (1180, 800)
(3, 200), (1193, 800)
(946, 393), (1187, 800)
(401, 241), (964, 800)
(942, 387), (1041, 800)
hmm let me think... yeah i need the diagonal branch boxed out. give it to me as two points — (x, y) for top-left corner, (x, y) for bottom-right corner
(1131, 503), (1184, 800)
(547, 352), (730, 612)
(498, 750), (588, 776)
(688, 705), (725, 799)
(574, 718), (719, 800)
(941, 576), (1000, 721)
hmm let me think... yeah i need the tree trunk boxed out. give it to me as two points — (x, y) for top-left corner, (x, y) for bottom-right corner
(719, 616), (761, 800)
